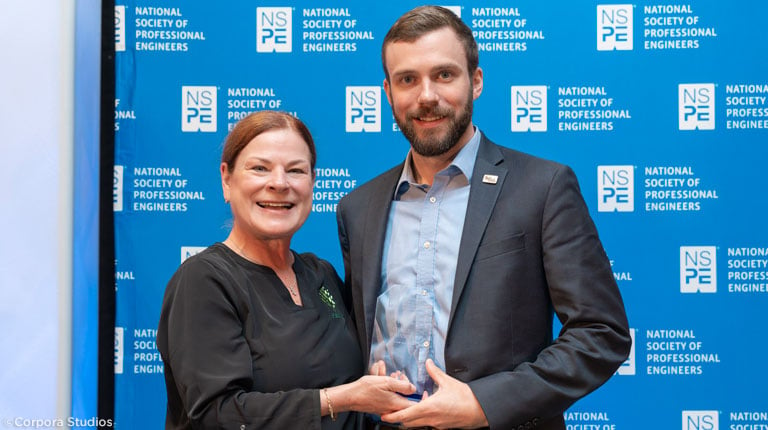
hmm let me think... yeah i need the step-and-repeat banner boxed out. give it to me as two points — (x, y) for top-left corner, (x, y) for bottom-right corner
(113, 1), (767, 428)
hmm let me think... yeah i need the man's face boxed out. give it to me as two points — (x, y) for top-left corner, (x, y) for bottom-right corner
(383, 27), (483, 158)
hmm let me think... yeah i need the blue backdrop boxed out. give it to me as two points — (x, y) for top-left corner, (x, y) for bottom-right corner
(114, 1), (768, 428)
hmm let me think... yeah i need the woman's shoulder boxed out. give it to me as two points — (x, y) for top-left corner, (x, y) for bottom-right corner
(167, 243), (243, 289)
(175, 243), (229, 271)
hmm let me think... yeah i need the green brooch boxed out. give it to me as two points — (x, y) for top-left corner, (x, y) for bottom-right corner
(319, 285), (343, 319)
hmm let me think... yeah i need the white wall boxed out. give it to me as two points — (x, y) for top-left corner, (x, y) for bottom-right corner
(0, 0), (74, 423)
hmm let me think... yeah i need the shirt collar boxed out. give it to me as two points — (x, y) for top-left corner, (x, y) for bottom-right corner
(394, 127), (481, 199)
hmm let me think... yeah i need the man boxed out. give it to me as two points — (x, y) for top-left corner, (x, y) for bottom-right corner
(336, 6), (631, 429)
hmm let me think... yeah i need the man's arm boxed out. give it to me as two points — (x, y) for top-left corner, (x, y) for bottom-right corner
(469, 164), (632, 428)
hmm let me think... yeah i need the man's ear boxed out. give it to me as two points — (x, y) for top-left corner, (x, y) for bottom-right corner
(472, 67), (483, 101)
(383, 78), (393, 106)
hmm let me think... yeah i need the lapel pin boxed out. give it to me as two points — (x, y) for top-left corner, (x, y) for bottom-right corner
(482, 174), (498, 184)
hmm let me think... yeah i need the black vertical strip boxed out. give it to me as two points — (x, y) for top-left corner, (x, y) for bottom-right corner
(98, 0), (116, 428)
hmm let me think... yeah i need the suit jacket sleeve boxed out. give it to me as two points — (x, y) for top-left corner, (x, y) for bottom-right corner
(336, 197), (367, 355)
(463, 164), (631, 428)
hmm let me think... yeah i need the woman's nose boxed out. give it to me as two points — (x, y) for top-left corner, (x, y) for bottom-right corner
(267, 169), (288, 189)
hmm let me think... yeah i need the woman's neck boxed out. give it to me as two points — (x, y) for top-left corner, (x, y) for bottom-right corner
(224, 230), (293, 271)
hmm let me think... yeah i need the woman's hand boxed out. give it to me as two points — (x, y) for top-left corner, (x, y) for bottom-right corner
(349, 374), (417, 415)
(323, 373), (416, 417)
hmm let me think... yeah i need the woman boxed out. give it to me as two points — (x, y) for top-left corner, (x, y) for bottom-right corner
(157, 111), (414, 429)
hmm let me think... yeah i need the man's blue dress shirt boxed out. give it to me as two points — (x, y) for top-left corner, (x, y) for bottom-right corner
(371, 128), (481, 394)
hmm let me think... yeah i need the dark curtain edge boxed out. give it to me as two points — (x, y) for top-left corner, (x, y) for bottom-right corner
(98, 0), (116, 428)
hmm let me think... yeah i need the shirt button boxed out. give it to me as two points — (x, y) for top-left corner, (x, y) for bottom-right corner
(429, 196), (437, 203)
(423, 241), (431, 249)
(421, 289), (427, 296)
(423, 340), (430, 348)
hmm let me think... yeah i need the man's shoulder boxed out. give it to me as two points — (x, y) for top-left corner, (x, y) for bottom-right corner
(481, 136), (566, 174)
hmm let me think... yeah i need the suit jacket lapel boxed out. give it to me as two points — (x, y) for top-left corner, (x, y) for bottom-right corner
(450, 137), (507, 322)
(360, 167), (402, 353)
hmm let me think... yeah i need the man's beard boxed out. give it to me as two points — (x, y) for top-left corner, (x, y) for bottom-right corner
(394, 91), (473, 157)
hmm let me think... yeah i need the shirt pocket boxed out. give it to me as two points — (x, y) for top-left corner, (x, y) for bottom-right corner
(474, 232), (526, 262)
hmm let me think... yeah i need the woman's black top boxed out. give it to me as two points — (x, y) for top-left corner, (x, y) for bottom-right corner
(157, 243), (363, 429)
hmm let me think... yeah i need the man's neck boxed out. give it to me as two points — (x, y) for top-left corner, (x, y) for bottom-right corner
(409, 126), (475, 185)
(409, 152), (454, 186)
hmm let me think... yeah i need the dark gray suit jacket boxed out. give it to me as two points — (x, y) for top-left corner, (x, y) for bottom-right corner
(336, 134), (631, 429)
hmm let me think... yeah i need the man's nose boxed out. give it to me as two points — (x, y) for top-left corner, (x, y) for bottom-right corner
(417, 81), (439, 104)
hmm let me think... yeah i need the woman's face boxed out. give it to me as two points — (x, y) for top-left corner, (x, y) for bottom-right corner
(221, 128), (314, 242)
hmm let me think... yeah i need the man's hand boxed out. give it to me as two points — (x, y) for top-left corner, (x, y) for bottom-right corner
(380, 359), (489, 429)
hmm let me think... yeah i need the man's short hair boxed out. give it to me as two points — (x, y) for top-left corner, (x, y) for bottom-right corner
(381, 5), (479, 81)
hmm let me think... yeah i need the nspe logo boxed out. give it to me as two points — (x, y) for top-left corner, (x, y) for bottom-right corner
(257, 7), (292, 53)
(346, 86), (381, 132)
(181, 246), (207, 264)
(115, 6), (126, 52)
(679, 84), (715, 130)
(616, 328), (636, 375)
(510, 86), (547, 132)
(597, 5), (633, 51)
(680, 246), (717, 293)
(113, 165), (124, 212)
(682, 410), (718, 430)
(598, 165), (634, 212)
(442, 6), (462, 17)
(181, 86), (217, 132)
(114, 327), (124, 375)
